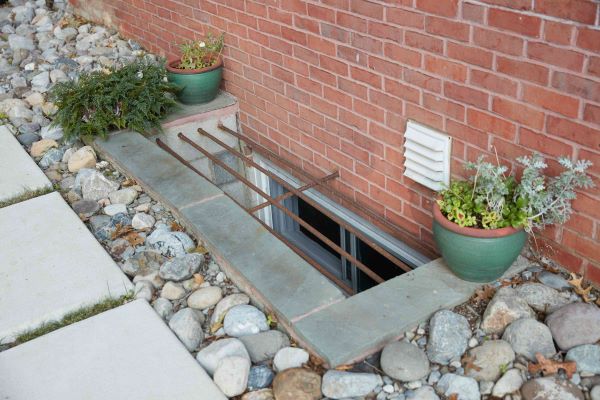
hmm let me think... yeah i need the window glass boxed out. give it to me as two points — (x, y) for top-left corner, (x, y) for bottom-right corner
(297, 197), (341, 260)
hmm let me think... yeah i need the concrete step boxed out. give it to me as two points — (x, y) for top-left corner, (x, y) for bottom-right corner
(0, 300), (227, 400)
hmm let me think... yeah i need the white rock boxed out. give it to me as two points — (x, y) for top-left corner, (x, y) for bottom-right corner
(25, 92), (44, 107)
(196, 338), (250, 376)
(8, 34), (34, 50)
(492, 369), (523, 397)
(134, 280), (153, 302)
(188, 286), (222, 310)
(591, 386), (600, 400)
(321, 370), (383, 399)
(481, 287), (535, 335)
(50, 69), (68, 83)
(132, 212), (155, 230)
(273, 347), (309, 372)
(213, 356), (250, 397)
(168, 308), (204, 351)
(31, 71), (50, 90)
(161, 281), (186, 300)
(104, 204), (127, 216)
(223, 305), (269, 337)
(436, 374), (479, 400)
(109, 188), (138, 205)
(515, 283), (570, 313)
(411, 386), (440, 400)
(152, 297), (173, 320)
(67, 146), (96, 172)
(81, 170), (119, 201)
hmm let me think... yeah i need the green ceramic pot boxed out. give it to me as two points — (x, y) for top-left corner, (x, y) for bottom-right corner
(166, 57), (223, 104)
(432, 203), (527, 282)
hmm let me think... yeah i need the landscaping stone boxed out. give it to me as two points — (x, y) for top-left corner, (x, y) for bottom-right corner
(213, 356), (250, 397)
(481, 287), (535, 334)
(321, 370), (383, 399)
(104, 203), (127, 216)
(427, 310), (471, 365)
(39, 124), (62, 140)
(515, 283), (570, 312)
(196, 338), (250, 376)
(17, 132), (40, 146)
(239, 330), (291, 363)
(188, 286), (222, 309)
(39, 147), (63, 168)
(30, 138), (57, 157)
(134, 280), (153, 302)
(380, 341), (430, 381)
(565, 345), (600, 375)
(152, 297), (173, 320)
(247, 365), (275, 391)
(8, 34), (34, 50)
(436, 374), (479, 400)
(521, 377), (584, 400)
(465, 340), (515, 382)
(272, 368), (322, 400)
(546, 303), (600, 351)
(411, 386), (440, 400)
(591, 386), (600, 400)
(72, 199), (100, 217)
(273, 347), (310, 372)
(211, 293), (250, 324)
(121, 249), (166, 276)
(242, 389), (274, 400)
(68, 146), (97, 172)
(132, 212), (155, 230)
(224, 305), (269, 337)
(109, 187), (138, 205)
(159, 253), (203, 282)
(168, 307), (204, 351)
(492, 369), (523, 397)
(538, 272), (571, 290)
(81, 170), (120, 201)
(161, 281), (186, 300)
(147, 227), (195, 257)
(502, 317), (555, 361)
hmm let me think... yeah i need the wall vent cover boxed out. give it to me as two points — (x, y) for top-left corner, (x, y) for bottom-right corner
(403, 120), (451, 192)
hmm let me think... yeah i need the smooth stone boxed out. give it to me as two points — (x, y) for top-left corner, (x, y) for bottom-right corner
(39, 148), (63, 168)
(160, 281), (186, 301)
(546, 303), (600, 351)
(17, 132), (39, 146)
(8, 34), (34, 50)
(67, 146), (96, 172)
(121, 250), (166, 276)
(49, 68), (68, 83)
(502, 317), (556, 361)
(479, 380), (494, 395)
(538, 272), (571, 290)
(213, 356), (250, 397)
(273, 347), (310, 372)
(436, 374), (479, 400)
(224, 305), (269, 337)
(31, 71), (50, 90)
(521, 377), (584, 400)
(566, 345), (600, 375)
(30, 138), (57, 157)
(247, 365), (275, 391)
(321, 370), (383, 399)
(159, 253), (203, 282)
(381, 341), (430, 382)
(211, 293), (250, 325)
(132, 212), (155, 230)
(39, 124), (62, 140)
(152, 297), (173, 320)
(188, 286), (222, 310)
(242, 389), (274, 400)
(104, 204), (127, 216)
(239, 330), (291, 363)
(110, 238), (133, 258)
(272, 368), (322, 400)
(134, 280), (153, 302)
(81, 170), (119, 201)
(72, 199), (99, 217)
(591, 386), (600, 400)
(515, 283), (570, 312)
(134, 271), (164, 290)
(492, 369), (523, 397)
(426, 310), (471, 365)
(410, 386), (440, 400)
(25, 92), (44, 107)
(196, 338), (250, 376)
(108, 187), (138, 205)
(147, 228), (195, 257)
(466, 340), (515, 382)
(481, 287), (535, 335)
(168, 308), (204, 351)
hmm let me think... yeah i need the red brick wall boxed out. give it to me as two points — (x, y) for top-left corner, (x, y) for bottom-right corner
(70, 0), (600, 283)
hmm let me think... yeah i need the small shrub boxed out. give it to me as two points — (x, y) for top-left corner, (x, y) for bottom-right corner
(177, 32), (224, 70)
(49, 60), (178, 139)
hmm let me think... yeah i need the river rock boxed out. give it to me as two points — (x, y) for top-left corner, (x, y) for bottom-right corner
(132, 212), (155, 230)
(67, 146), (96, 172)
(502, 317), (555, 361)
(30, 138), (57, 157)
(247, 365), (275, 391)
(546, 303), (600, 351)
(121, 249), (166, 276)
(321, 370), (382, 399)
(515, 283), (570, 312)
(436, 374), (479, 400)
(242, 389), (274, 400)
(538, 272), (571, 290)
(168, 308), (204, 351)
(411, 386), (440, 400)
(134, 280), (153, 302)
(39, 148), (63, 168)
(492, 369), (523, 397)
(521, 377), (584, 400)
(481, 287), (535, 334)
(188, 286), (222, 309)
(427, 310), (471, 365)
(566, 344), (600, 375)
(39, 124), (62, 140)
(147, 227), (195, 257)
(161, 281), (186, 300)
(273, 347), (309, 372)
(152, 297), (173, 320)
(8, 34), (34, 50)
(159, 253), (203, 282)
(109, 187), (138, 205)
(104, 204), (127, 216)
(381, 341), (430, 381)
(466, 340), (515, 381)
(272, 368), (322, 400)
(224, 305), (269, 337)
(72, 199), (100, 217)
(239, 329), (290, 363)
(196, 338), (250, 376)
(213, 356), (250, 397)
(591, 386), (600, 400)
(81, 170), (120, 201)
(211, 293), (250, 324)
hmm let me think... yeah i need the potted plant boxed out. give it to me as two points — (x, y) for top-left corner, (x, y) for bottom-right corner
(166, 32), (225, 105)
(433, 154), (593, 282)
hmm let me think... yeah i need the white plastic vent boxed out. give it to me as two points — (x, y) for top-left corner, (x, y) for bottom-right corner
(403, 121), (451, 192)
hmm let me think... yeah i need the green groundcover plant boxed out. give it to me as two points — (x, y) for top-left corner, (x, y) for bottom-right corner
(437, 154), (594, 232)
(50, 60), (178, 139)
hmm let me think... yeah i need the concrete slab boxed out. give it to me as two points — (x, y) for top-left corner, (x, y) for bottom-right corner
(0, 125), (51, 203)
(292, 256), (530, 367)
(160, 91), (238, 128)
(0, 300), (227, 400)
(0, 192), (132, 342)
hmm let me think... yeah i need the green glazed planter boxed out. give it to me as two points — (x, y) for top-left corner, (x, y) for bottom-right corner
(166, 57), (223, 105)
(433, 203), (527, 282)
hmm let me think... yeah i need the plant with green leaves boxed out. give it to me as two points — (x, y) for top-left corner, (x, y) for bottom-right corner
(177, 32), (224, 70)
(49, 59), (178, 139)
(437, 154), (594, 232)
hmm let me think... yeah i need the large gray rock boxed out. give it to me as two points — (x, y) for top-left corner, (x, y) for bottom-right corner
(380, 341), (430, 382)
(521, 377), (584, 400)
(546, 303), (600, 351)
(492, 369), (523, 397)
(168, 308), (204, 351)
(8, 34), (34, 50)
(223, 305), (269, 337)
(239, 330), (290, 363)
(158, 253), (203, 282)
(481, 287), (535, 334)
(147, 227), (195, 257)
(272, 368), (322, 400)
(211, 293), (250, 324)
(121, 250), (166, 276)
(436, 374), (479, 400)
(72, 199), (100, 217)
(273, 347), (309, 372)
(565, 344), (600, 375)
(466, 340), (515, 382)
(515, 283), (570, 312)
(321, 370), (382, 399)
(502, 318), (555, 361)
(152, 297), (173, 320)
(426, 310), (471, 365)
(591, 386), (600, 400)
(40, 125), (63, 141)
(81, 170), (120, 201)
(213, 356), (250, 397)
(196, 338), (250, 376)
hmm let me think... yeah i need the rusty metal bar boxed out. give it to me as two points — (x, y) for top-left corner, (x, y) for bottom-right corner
(217, 123), (437, 260)
(178, 132), (385, 284)
(197, 128), (413, 274)
(156, 138), (354, 295)
(248, 171), (339, 213)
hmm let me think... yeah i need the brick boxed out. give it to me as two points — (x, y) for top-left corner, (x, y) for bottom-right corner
(350, 0), (383, 19)
(562, 229), (600, 263)
(496, 56), (549, 85)
(369, 57), (403, 79)
(488, 8), (541, 37)
(321, 23), (350, 43)
(423, 93), (465, 121)
(473, 27), (524, 56)
(324, 86), (353, 109)
(351, 66), (382, 88)
(404, 70), (442, 93)
(352, 131), (384, 155)
(522, 84), (579, 118)
(369, 89), (404, 115)
(577, 28), (600, 53)
(319, 54), (348, 76)
(446, 120), (488, 149)
(527, 42), (584, 72)
(386, 7), (424, 28)
(425, 16), (470, 42)
(579, 148), (600, 176)
(470, 70), (518, 97)
(462, 2), (485, 23)
(552, 72), (600, 103)
(467, 109), (516, 140)
(589, 57), (600, 78)
(354, 98), (385, 122)
(405, 31), (443, 54)
(307, 3), (336, 23)
(310, 65), (336, 86)
(351, 32), (382, 54)
(444, 82), (489, 108)
(546, 116), (600, 150)
(584, 104), (600, 126)
(385, 78), (421, 104)
(564, 213), (595, 237)
(406, 103), (444, 131)
(368, 21), (402, 42)
(307, 35), (336, 56)
(535, 0), (597, 24)
(338, 77), (368, 99)
(294, 15), (319, 33)
(337, 11), (368, 33)
(447, 42), (493, 69)
(368, 121), (404, 146)
(492, 97), (544, 130)
(518, 127), (573, 157)
(337, 45), (368, 66)
(491, 137), (530, 159)
(383, 43), (422, 67)
(544, 21), (573, 46)
(425, 55), (467, 82)
(281, 27), (307, 45)
(479, 0), (532, 10)
(416, 0), (458, 17)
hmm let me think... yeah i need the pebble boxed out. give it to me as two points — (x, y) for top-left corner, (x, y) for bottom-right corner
(242, 389), (274, 400)
(81, 170), (120, 201)
(104, 204), (127, 216)
(239, 329), (291, 363)
(492, 369), (523, 397)
(426, 310), (471, 365)
(39, 148), (63, 168)
(321, 370), (383, 399)
(591, 386), (600, 400)
(565, 344), (600, 375)
(196, 338), (250, 376)
(152, 297), (173, 320)
(213, 356), (250, 397)
(247, 365), (275, 391)
(273, 347), (309, 372)
(158, 253), (203, 282)
(147, 227), (195, 257)
(223, 305), (269, 337)
(39, 124), (62, 140)
(481, 287), (535, 335)
(30, 138), (57, 157)
(410, 386), (440, 400)
(134, 280), (153, 301)
(521, 377), (584, 400)
(187, 286), (222, 309)
(272, 368), (322, 400)
(466, 340), (515, 382)
(537, 272), (571, 290)
(121, 249), (165, 276)
(132, 212), (155, 230)
(436, 374), (479, 400)
(108, 187), (138, 205)
(381, 341), (430, 381)
(67, 146), (97, 172)
(168, 308), (204, 351)
(160, 281), (186, 300)
(546, 302), (600, 351)
(515, 283), (570, 313)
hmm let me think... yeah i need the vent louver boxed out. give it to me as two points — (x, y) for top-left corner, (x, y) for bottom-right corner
(403, 121), (451, 192)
